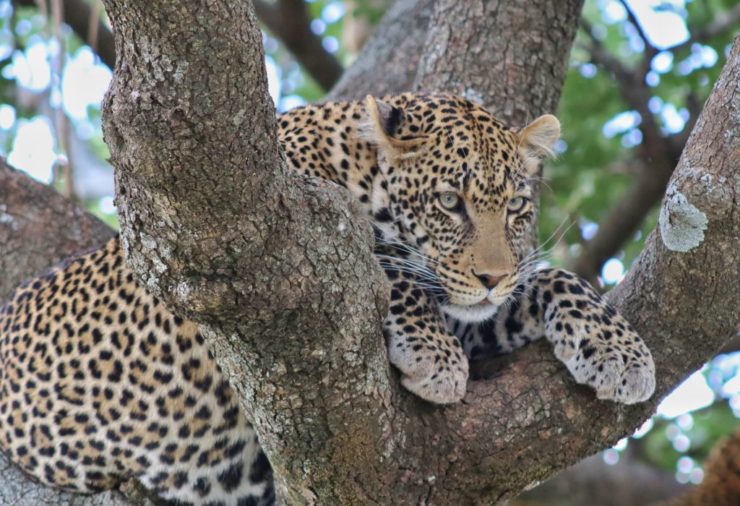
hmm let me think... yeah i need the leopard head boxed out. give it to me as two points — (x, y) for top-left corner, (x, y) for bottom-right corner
(365, 93), (559, 322)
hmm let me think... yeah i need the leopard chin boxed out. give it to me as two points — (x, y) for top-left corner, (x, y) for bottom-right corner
(441, 300), (502, 323)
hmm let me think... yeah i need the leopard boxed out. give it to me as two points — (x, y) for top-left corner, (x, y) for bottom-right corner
(0, 92), (655, 505)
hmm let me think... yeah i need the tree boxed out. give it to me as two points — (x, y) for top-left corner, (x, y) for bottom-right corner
(0, 0), (737, 504)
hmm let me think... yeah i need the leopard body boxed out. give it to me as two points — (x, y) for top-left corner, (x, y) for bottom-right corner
(0, 93), (655, 504)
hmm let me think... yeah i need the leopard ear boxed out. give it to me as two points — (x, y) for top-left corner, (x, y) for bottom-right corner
(517, 114), (560, 175)
(363, 95), (426, 159)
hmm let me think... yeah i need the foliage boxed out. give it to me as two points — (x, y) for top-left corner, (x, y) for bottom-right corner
(543, 0), (736, 280)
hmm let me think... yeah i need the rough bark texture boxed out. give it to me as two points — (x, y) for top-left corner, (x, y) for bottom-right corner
(0, 0), (738, 504)
(0, 161), (114, 300)
(414, 0), (582, 126)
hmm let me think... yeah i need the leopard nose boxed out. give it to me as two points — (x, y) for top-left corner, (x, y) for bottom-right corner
(473, 271), (506, 290)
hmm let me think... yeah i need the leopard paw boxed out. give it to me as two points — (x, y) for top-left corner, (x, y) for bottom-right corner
(398, 361), (469, 404)
(387, 335), (469, 404)
(561, 341), (655, 404)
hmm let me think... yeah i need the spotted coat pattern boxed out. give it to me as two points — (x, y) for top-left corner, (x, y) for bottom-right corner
(0, 93), (654, 504)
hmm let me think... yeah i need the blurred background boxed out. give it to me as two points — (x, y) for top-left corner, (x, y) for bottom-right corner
(0, 0), (737, 503)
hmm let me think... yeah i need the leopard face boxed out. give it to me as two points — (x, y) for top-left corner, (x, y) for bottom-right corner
(364, 94), (560, 322)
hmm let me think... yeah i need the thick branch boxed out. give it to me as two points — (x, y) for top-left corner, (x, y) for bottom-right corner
(0, 161), (113, 300)
(253, 0), (343, 91)
(13, 0), (115, 69)
(102, 0), (739, 500)
(414, 0), (584, 125)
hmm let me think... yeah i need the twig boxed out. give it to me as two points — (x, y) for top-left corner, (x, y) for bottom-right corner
(87, 0), (101, 55)
(47, 0), (76, 200)
(619, 0), (657, 76)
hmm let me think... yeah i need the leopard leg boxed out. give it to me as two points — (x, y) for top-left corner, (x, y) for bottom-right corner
(458, 268), (655, 404)
(379, 253), (469, 404)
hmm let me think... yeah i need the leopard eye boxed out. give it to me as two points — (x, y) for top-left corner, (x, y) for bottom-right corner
(507, 196), (528, 213)
(439, 192), (461, 210)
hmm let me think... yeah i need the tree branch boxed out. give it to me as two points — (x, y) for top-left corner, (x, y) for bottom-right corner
(414, 0), (583, 125)
(253, 0), (344, 91)
(0, 161), (114, 300)
(619, 0), (658, 71)
(101, 0), (739, 501)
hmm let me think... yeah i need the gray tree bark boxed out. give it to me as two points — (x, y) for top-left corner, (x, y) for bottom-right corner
(414, 0), (581, 126)
(0, 0), (738, 504)
(0, 163), (114, 300)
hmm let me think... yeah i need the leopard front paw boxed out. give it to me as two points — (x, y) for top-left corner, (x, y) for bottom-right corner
(557, 336), (655, 405)
(387, 335), (469, 404)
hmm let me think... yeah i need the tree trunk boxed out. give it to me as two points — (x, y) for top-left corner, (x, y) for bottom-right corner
(0, 0), (738, 503)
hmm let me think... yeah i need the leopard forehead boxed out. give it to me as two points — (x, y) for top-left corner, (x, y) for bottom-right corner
(380, 93), (529, 211)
